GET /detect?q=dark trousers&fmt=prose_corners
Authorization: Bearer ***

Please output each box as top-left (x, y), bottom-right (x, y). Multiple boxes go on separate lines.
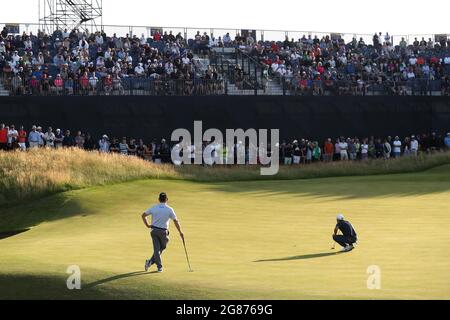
top-left (150, 228), bottom-right (169, 269)
top-left (333, 235), bottom-right (356, 248)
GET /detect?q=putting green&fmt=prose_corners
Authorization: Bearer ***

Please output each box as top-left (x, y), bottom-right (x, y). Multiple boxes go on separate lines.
top-left (1, 165), bottom-right (450, 300)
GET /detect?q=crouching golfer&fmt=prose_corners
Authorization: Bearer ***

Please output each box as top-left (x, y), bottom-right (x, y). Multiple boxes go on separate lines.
top-left (333, 214), bottom-right (357, 252)
top-left (141, 192), bottom-right (184, 273)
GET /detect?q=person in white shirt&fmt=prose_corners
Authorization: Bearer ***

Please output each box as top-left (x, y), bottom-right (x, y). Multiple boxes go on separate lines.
top-left (44, 127), bottom-right (56, 148)
top-left (98, 135), bottom-right (110, 153)
top-left (338, 138), bottom-right (349, 161)
top-left (134, 63), bottom-right (145, 76)
top-left (393, 136), bottom-right (402, 158)
top-left (7, 125), bottom-right (18, 148)
top-left (141, 193), bottom-right (184, 273)
top-left (95, 33), bottom-right (104, 46)
top-left (361, 140), bottom-right (369, 161)
top-left (223, 33), bottom-right (232, 45)
top-left (410, 136), bottom-right (419, 157)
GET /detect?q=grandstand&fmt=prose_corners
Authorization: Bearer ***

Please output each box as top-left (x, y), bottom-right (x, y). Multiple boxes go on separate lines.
top-left (1, 23), bottom-right (449, 97)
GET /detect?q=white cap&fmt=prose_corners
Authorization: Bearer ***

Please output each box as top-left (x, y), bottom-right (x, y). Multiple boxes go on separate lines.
top-left (337, 214), bottom-right (344, 221)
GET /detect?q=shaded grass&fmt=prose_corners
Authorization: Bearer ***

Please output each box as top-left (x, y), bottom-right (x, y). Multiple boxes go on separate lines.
top-left (1, 148), bottom-right (449, 207)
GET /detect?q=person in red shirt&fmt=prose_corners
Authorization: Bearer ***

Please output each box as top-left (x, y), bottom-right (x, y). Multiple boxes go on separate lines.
top-left (0, 123), bottom-right (8, 150)
top-left (18, 125), bottom-right (27, 151)
top-left (323, 138), bottom-right (334, 162)
top-left (153, 32), bottom-right (161, 42)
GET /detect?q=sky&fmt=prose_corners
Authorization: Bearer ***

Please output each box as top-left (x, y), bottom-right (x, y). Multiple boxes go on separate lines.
top-left (0, 0), bottom-right (449, 36)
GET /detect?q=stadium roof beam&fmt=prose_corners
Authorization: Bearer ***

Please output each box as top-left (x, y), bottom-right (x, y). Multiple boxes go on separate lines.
top-left (38, 0), bottom-right (103, 34)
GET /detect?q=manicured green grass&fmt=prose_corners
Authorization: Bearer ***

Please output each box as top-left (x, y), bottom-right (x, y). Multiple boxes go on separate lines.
top-left (1, 165), bottom-right (449, 299)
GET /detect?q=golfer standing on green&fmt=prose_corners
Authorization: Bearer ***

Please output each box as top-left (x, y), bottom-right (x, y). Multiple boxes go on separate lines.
top-left (141, 192), bottom-right (184, 273)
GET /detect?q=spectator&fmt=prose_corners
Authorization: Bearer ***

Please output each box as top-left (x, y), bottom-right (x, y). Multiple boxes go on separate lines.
top-left (393, 136), bottom-right (402, 158)
top-left (119, 137), bottom-right (129, 155)
top-left (84, 133), bottom-right (96, 150)
top-left (74, 131), bottom-right (85, 148)
top-left (28, 125), bottom-right (40, 149)
top-left (44, 127), bottom-right (55, 148)
top-left (323, 138), bottom-right (334, 162)
top-left (410, 135), bottom-right (419, 157)
top-left (18, 125), bottom-right (27, 151)
top-left (0, 123), bottom-right (8, 150)
top-left (445, 133), bottom-right (450, 150)
top-left (55, 129), bottom-right (64, 148)
top-left (339, 138), bottom-right (349, 161)
top-left (98, 135), bottom-right (110, 153)
top-left (63, 130), bottom-right (74, 147)
top-left (7, 124), bottom-right (18, 150)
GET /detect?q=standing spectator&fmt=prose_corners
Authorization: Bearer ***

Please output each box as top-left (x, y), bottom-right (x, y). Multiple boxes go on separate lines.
top-left (410, 135), bottom-right (419, 156)
top-left (383, 139), bottom-right (392, 159)
top-left (62, 130), bottom-right (74, 147)
top-left (119, 137), bottom-right (129, 155)
top-left (74, 131), bottom-right (85, 148)
top-left (7, 125), bottom-right (18, 150)
top-left (284, 142), bottom-right (293, 165)
top-left (54, 129), bottom-right (64, 148)
top-left (338, 138), bottom-right (349, 161)
top-left (18, 126), bottom-right (27, 151)
top-left (37, 127), bottom-right (45, 148)
top-left (98, 135), bottom-right (110, 153)
top-left (348, 139), bottom-right (357, 161)
top-left (361, 139), bottom-right (369, 161)
top-left (375, 139), bottom-right (384, 158)
top-left (323, 138), bottom-right (334, 162)
top-left (393, 136), bottom-right (402, 158)
top-left (293, 141), bottom-right (301, 165)
top-left (0, 124), bottom-right (9, 150)
top-left (83, 133), bottom-right (96, 150)
top-left (128, 139), bottom-right (137, 156)
top-left (444, 133), bottom-right (450, 150)
top-left (312, 142), bottom-right (321, 162)
top-left (44, 127), bottom-right (56, 148)
top-left (28, 125), bottom-right (41, 149)
top-left (334, 138), bottom-right (341, 161)
top-left (109, 138), bottom-right (120, 153)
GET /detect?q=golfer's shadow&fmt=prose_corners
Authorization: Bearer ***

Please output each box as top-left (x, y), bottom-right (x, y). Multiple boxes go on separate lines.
top-left (85, 270), bottom-right (158, 289)
top-left (254, 252), bottom-right (341, 263)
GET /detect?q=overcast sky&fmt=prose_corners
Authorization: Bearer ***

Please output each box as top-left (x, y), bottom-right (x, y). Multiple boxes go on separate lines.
top-left (1, 0), bottom-right (448, 36)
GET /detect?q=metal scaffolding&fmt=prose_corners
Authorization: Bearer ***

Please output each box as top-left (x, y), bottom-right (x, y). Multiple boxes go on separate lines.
top-left (38, 0), bottom-right (103, 34)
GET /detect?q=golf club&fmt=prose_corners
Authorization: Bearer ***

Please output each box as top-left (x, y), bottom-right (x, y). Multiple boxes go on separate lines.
top-left (182, 238), bottom-right (193, 272)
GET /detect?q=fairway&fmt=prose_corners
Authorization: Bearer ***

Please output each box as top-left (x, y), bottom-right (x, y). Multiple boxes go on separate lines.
top-left (1, 165), bottom-right (450, 300)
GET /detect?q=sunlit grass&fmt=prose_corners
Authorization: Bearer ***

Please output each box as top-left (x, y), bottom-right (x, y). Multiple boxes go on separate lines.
top-left (1, 148), bottom-right (449, 206)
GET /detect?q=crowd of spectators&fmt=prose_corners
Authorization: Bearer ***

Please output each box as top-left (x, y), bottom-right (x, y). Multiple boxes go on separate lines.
top-left (243, 33), bottom-right (450, 95)
top-left (0, 26), bottom-right (223, 96)
top-left (2, 25), bottom-right (450, 96)
top-left (2, 123), bottom-right (449, 165)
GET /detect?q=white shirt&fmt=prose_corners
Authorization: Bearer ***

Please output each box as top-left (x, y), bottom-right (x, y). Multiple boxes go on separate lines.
top-left (144, 203), bottom-right (178, 230)
top-left (338, 142), bottom-right (348, 152)
top-left (8, 129), bottom-right (18, 144)
top-left (393, 140), bottom-right (402, 153)
top-left (410, 139), bottom-right (419, 151)
top-left (361, 144), bottom-right (369, 154)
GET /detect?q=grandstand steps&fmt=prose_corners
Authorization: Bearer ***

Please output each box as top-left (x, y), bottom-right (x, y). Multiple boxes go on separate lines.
top-left (227, 81), bottom-right (287, 96)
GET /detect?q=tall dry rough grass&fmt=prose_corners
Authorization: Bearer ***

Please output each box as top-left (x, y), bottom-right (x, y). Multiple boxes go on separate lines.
top-left (0, 148), bottom-right (179, 206)
top-left (1, 148), bottom-right (449, 207)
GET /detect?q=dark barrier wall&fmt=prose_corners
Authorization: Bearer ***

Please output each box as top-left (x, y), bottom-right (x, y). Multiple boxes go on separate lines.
top-left (0, 96), bottom-right (449, 141)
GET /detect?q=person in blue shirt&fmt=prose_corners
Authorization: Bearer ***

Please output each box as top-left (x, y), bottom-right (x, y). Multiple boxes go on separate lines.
top-left (444, 133), bottom-right (450, 150)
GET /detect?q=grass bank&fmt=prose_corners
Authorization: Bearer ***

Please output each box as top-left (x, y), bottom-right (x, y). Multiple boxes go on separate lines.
top-left (1, 148), bottom-right (449, 207)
